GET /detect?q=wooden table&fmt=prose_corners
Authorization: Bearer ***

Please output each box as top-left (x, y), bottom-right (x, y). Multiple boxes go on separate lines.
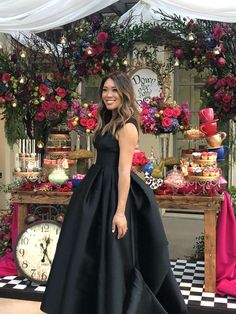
top-left (11, 190), bottom-right (223, 293)
top-left (156, 194), bottom-right (224, 293)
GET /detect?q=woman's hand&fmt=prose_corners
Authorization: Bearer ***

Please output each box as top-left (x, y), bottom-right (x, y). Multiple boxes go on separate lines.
top-left (112, 212), bottom-right (128, 240)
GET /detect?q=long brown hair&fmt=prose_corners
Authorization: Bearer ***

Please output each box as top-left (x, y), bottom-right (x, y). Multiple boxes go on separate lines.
top-left (93, 71), bottom-right (140, 138)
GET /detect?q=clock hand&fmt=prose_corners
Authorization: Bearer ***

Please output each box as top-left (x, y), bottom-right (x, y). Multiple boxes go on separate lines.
top-left (40, 237), bottom-right (52, 264)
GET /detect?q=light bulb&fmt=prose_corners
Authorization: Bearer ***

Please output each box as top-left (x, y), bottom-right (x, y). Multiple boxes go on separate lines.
top-left (19, 76), bottom-right (25, 84)
top-left (174, 58), bottom-right (180, 67)
top-left (60, 35), bottom-right (67, 45)
top-left (186, 33), bottom-right (195, 41)
top-left (40, 95), bottom-right (46, 101)
top-left (12, 100), bottom-right (17, 107)
top-left (20, 50), bottom-right (26, 58)
top-left (123, 59), bottom-right (128, 66)
top-left (213, 46), bottom-right (221, 55)
top-left (37, 140), bottom-right (44, 149)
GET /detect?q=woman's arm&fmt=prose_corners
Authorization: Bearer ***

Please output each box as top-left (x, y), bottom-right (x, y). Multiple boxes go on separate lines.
top-left (112, 123), bottom-right (138, 239)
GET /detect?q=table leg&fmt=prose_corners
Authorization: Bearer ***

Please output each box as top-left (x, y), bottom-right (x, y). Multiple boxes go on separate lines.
top-left (204, 208), bottom-right (217, 292)
top-left (17, 204), bottom-right (28, 235)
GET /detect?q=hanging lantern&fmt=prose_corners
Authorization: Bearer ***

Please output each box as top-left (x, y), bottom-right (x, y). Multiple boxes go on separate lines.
top-left (19, 76), bottom-right (25, 84)
top-left (37, 140), bottom-right (44, 149)
top-left (174, 58), bottom-right (180, 67)
top-left (213, 46), bottom-right (221, 55)
top-left (60, 35), bottom-right (67, 45)
top-left (12, 100), bottom-right (17, 107)
top-left (186, 32), bottom-right (195, 41)
top-left (20, 50), bottom-right (26, 58)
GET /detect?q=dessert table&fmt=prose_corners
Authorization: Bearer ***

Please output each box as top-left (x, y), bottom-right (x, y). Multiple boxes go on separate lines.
top-left (10, 190), bottom-right (224, 293)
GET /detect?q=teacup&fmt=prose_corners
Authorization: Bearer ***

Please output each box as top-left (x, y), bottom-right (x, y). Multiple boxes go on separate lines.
top-left (208, 145), bottom-right (229, 160)
top-left (198, 108), bottom-right (214, 123)
top-left (199, 121), bottom-right (218, 136)
top-left (206, 132), bottom-right (227, 148)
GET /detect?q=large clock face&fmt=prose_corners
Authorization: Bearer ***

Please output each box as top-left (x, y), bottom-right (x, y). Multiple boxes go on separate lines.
top-left (14, 220), bottom-right (61, 284)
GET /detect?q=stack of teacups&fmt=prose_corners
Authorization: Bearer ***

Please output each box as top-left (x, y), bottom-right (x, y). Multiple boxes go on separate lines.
top-left (198, 108), bottom-right (228, 160)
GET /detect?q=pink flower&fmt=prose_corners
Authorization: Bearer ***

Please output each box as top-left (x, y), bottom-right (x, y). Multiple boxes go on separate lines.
top-left (91, 109), bottom-right (97, 118)
top-left (172, 107), bottom-right (181, 118)
top-left (86, 118), bottom-right (96, 129)
top-left (111, 44), bottom-right (119, 55)
top-left (59, 100), bottom-right (68, 110)
top-left (55, 87), bottom-right (67, 98)
top-left (80, 118), bottom-right (88, 127)
top-left (207, 77), bottom-right (217, 85)
top-left (213, 25), bottom-right (224, 41)
top-left (222, 93), bottom-right (233, 104)
top-left (174, 49), bottom-right (184, 58)
top-left (163, 108), bottom-right (174, 117)
top-left (39, 84), bottom-right (49, 96)
top-left (96, 32), bottom-right (108, 43)
top-left (54, 102), bottom-right (64, 113)
top-left (162, 117), bottom-right (172, 127)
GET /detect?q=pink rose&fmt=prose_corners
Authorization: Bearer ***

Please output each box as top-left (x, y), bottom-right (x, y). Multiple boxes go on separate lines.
top-left (87, 118), bottom-right (96, 129)
top-left (91, 109), bottom-right (97, 118)
top-left (55, 87), bottom-right (67, 98)
top-left (96, 32), bottom-right (108, 43)
top-left (162, 117), bottom-right (172, 127)
top-left (39, 84), bottom-right (49, 96)
top-left (59, 100), bottom-right (68, 110)
top-left (54, 102), bottom-right (64, 113)
top-left (111, 44), bottom-right (119, 56)
top-left (207, 77), bottom-right (217, 85)
top-left (94, 45), bottom-right (105, 55)
top-left (174, 49), bottom-right (184, 58)
top-left (217, 57), bottom-right (226, 67)
top-left (163, 108), bottom-right (174, 117)
top-left (80, 118), bottom-right (88, 127)
top-left (172, 107), bottom-right (181, 118)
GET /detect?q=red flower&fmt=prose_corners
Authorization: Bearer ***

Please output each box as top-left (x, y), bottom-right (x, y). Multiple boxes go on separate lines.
top-left (5, 93), bottom-right (13, 101)
top-left (222, 93), bottom-right (233, 104)
top-left (111, 44), bottom-right (119, 55)
top-left (132, 152), bottom-right (148, 166)
top-left (175, 49), bottom-right (184, 58)
top-left (34, 111), bottom-right (46, 121)
top-left (194, 48), bottom-right (201, 57)
top-left (207, 77), bottom-right (217, 85)
top-left (39, 84), bottom-right (49, 96)
top-left (163, 108), bottom-right (174, 117)
top-left (87, 118), bottom-right (96, 129)
top-left (96, 32), bottom-right (108, 43)
top-left (54, 102), bottom-right (64, 113)
top-left (55, 87), bottom-right (67, 98)
top-left (162, 117), bottom-right (172, 127)
top-left (41, 101), bottom-right (53, 112)
top-left (60, 100), bottom-right (68, 110)
top-left (2, 73), bottom-right (10, 83)
top-left (217, 57), bottom-right (226, 67)
top-left (213, 25), bottom-right (224, 41)
top-left (94, 45), bottom-right (105, 55)
top-left (91, 109), bottom-right (97, 118)
top-left (172, 107), bottom-right (181, 118)
top-left (80, 118), bottom-right (88, 127)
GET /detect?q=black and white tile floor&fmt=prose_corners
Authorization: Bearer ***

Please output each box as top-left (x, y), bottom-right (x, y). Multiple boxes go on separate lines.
top-left (0, 259), bottom-right (236, 312)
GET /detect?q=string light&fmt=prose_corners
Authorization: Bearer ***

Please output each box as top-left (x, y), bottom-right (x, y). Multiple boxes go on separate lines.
top-left (123, 59), bottom-right (128, 66)
top-left (174, 58), bottom-right (180, 67)
top-left (40, 96), bottom-right (46, 101)
top-left (11, 100), bottom-right (17, 108)
top-left (37, 140), bottom-right (44, 149)
top-left (186, 32), bottom-right (195, 41)
top-left (20, 50), bottom-right (26, 58)
top-left (19, 76), bottom-right (25, 84)
top-left (86, 47), bottom-right (93, 56)
top-left (213, 46), bottom-right (221, 55)
top-left (60, 35), bottom-right (67, 45)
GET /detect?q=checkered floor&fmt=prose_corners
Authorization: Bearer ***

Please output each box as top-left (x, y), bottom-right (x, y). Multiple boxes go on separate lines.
top-left (1, 260), bottom-right (236, 311)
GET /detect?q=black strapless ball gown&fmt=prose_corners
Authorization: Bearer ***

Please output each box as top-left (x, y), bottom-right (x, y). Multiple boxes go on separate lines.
top-left (41, 119), bottom-right (187, 314)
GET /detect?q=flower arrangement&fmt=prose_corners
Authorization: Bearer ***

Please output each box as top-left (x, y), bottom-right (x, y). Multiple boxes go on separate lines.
top-left (67, 100), bottom-right (99, 134)
top-left (132, 151), bottom-right (149, 167)
top-left (140, 93), bottom-right (191, 135)
top-left (0, 210), bottom-right (12, 257)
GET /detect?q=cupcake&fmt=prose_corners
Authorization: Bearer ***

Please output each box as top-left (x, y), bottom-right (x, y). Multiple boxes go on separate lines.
top-left (208, 152), bottom-right (217, 161)
top-left (192, 152), bottom-right (201, 160)
top-left (201, 152), bottom-right (208, 160)
top-left (203, 169), bottom-right (210, 177)
top-left (195, 167), bottom-right (203, 176)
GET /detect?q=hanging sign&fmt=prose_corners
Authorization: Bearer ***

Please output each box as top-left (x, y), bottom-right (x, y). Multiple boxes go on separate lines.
top-left (130, 67), bottom-right (161, 104)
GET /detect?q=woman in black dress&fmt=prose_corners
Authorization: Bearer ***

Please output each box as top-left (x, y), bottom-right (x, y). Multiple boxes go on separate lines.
top-left (41, 71), bottom-right (187, 314)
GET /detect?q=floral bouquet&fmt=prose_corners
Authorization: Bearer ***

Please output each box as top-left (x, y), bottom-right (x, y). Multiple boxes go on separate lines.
top-left (131, 151), bottom-right (149, 173)
top-left (67, 100), bottom-right (99, 134)
top-left (140, 93), bottom-right (191, 135)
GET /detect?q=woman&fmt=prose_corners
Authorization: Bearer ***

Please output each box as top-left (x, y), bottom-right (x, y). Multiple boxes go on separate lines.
top-left (41, 71), bottom-right (187, 314)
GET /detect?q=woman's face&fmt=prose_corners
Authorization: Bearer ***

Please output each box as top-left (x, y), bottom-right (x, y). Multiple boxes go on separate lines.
top-left (102, 78), bottom-right (122, 112)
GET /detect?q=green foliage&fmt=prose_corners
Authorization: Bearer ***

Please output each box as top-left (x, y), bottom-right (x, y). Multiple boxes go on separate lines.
top-left (187, 232), bottom-right (204, 262)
